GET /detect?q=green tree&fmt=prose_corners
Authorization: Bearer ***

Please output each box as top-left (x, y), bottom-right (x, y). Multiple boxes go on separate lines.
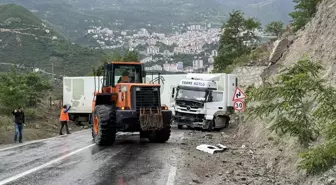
top-left (123, 50), bottom-right (139, 61)
top-left (0, 69), bottom-right (27, 111)
top-left (214, 10), bottom-right (261, 72)
top-left (25, 72), bottom-right (52, 106)
top-left (0, 68), bottom-right (51, 111)
top-left (89, 50), bottom-right (140, 76)
top-left (289, 0), bottom-right (319, 32)
top-left (265, 21), bottom-right (284, 37)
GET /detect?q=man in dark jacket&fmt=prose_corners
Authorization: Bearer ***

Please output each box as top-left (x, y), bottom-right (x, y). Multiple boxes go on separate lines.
top-left (12, 107), bottom-right (25, 143)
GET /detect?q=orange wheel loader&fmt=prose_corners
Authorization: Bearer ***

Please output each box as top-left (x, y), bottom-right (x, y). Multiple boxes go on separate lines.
top-left (90, 61), bottom-right (172, 145)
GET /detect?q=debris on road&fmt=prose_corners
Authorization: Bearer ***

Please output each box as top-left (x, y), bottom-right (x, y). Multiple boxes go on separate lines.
top-left (196, 144), bottom-right (228, 154)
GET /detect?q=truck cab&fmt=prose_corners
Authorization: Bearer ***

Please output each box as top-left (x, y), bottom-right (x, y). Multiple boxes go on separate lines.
top-left (173, 73), bottom-right (237, 130)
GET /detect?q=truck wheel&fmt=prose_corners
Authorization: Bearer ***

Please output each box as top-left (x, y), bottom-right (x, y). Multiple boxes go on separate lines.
top-left (213, 116), bottom-right (230, 131)
top-left (177, 125), bottom-right (183, 129)
top-left (148, 125), bottom-right (171, 143)
top-left (92, 104), bottom-right (117, 146)
top-left (223, 116), bottom-right (230, 128)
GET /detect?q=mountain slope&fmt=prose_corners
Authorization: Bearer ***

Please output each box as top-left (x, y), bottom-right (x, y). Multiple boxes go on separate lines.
top-left (0, 4), bottom-right (102, 76)
top-left (0, 0), bottom-right (294, 40)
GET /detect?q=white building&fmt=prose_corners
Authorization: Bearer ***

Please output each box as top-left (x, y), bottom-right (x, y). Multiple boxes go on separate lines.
top-left (193, 59), bottom-right (204, 69)
top-left (176, 62), bottom-right (183, 71)
top-left (163, 61), bottom-right (170, 71)
top-left (146, 46), bottom-right (160, 55)
top-left (211, 50), bottom-right (218, 57)
top-left (145, 64), bottom-right (163, 71)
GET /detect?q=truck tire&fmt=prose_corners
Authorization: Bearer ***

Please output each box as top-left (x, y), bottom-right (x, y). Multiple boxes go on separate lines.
top-left (177, 124), bottom-right (183, 129)
top-left (213, 116), bottom-right (230, 131)
top-left (223, 116), bottom-right (230, 128)
top-left (92, 104), bottom-right (117, 146)
top-left (148, 124), bottom-right (171, 143)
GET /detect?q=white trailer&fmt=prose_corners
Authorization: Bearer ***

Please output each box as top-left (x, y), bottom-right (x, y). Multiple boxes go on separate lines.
top-left (62, 74), bottom-right (186, 124)
top-left (172, 73), bottom-right (238, 130)
top-left (145, 74), bottom-right (186, 111)
top-left (63, 76), bottom-right (102, 124)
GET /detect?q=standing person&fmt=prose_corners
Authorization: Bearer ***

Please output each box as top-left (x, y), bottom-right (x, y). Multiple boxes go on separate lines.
top-left (12, 107), bottom-right (25, 143)
top-left (59, 105), bottom-right (71, 135)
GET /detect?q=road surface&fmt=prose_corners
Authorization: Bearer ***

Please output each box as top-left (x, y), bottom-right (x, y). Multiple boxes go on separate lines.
top-left (0, 128), bottom-right (187, 185)
top-left (0, 126), bottom-right (301, 185)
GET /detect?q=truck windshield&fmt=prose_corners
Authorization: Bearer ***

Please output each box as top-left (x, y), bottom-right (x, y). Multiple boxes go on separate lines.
top-left (176, 89), bottom-right (207, 101)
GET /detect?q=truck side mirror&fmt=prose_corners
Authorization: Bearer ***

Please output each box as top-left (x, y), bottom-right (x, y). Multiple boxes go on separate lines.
top-left (171, 88), bottom-right (175, 98)
top-left (208, 95), bottom-right (213, 102)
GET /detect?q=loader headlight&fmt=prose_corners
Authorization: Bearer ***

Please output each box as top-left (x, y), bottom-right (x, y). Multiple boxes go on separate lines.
top-left (136, 87), bottom-right (141, 91)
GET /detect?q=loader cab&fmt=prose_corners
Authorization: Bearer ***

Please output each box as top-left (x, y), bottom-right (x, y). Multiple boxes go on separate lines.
top-left (93, 62), bottom-right (146, 107)
top-left (102, 62), bottom-right (146, 88)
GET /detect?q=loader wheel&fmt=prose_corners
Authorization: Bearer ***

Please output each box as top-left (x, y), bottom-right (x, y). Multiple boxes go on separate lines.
top-left (92, 104), bottom-right (117, 146)
top-left (148, 124), bottom-right (171, 143)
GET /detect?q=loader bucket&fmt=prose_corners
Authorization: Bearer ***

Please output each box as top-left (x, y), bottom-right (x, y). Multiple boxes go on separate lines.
top-left (139, 107), bottom-right (164, 131)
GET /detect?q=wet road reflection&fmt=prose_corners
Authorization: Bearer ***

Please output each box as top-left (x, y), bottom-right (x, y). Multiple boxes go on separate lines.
top-left (0, 130), bottom-right (183, 185)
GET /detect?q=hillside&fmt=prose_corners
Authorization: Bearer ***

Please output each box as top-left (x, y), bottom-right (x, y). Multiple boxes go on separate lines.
top-left (229, 0), bottom-right (336, 184)
top-left (0, 0), bottom-right (293, 41)
top-left (0, 4), bottom-right (103, 76)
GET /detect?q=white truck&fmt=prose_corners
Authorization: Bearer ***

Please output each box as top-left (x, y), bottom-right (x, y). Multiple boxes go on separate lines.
top-left (172, 73), bottom-right (238, 130)
top-left (62, 74), bottom-right (186, 124)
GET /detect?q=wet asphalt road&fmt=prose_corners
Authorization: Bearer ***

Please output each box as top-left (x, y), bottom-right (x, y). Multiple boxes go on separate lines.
top-left (0, 129), bottom-right (185, 185)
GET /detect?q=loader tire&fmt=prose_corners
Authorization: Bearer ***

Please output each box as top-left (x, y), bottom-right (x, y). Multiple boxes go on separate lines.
top-left (148, 124), bottom-right (171, 143)
top-left (92, 104), bottom-right (116, 146)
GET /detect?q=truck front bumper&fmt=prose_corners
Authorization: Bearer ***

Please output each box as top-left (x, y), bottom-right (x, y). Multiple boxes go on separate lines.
top-left (173, 112), bottom-right (209, 129)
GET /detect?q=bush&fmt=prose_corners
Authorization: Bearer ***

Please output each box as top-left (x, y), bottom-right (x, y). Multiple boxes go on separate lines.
top-left (299, 139), bottom-right (336, 174)
top-left (24, 108), bottom-right (38, 121)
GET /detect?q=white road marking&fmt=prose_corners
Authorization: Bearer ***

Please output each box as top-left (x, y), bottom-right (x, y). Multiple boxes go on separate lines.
top-left (166, 166), bottom-right (177, 185)
top-left (0, 143), bottom-right (95, 185)
top-left (0, 130), bottom-right (89, 152)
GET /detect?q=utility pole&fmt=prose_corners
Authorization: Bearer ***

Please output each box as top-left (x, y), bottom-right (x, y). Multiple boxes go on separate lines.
top-left (50, 62), bottom-right (54, 107)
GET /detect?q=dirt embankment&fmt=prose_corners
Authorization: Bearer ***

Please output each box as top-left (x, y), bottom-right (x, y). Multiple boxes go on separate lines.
top-left (174, 119), bottom-right (335, 185)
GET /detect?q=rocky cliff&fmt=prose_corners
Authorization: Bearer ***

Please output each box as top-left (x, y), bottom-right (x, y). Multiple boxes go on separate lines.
top-left (232, 1), bottom-right (336, 184)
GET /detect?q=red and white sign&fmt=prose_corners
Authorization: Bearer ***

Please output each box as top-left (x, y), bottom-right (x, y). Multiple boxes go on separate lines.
top-left (233, 100), bottom-right (245, 111)
top-left (232, 87), bottom-right (247, 101)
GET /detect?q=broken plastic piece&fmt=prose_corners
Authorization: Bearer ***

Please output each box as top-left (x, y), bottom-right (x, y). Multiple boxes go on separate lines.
top-left (196, 144), bottom-right (228, 154)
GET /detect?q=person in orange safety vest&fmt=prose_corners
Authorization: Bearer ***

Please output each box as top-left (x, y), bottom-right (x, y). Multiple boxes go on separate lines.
top-left (59, 105), bottom-right (71, 135)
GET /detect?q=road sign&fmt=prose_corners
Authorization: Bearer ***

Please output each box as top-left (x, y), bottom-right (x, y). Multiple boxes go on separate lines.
top-left (232, 87), bottom-right (247, 101)
top-left (233, 100), bottom-right (245, 111)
